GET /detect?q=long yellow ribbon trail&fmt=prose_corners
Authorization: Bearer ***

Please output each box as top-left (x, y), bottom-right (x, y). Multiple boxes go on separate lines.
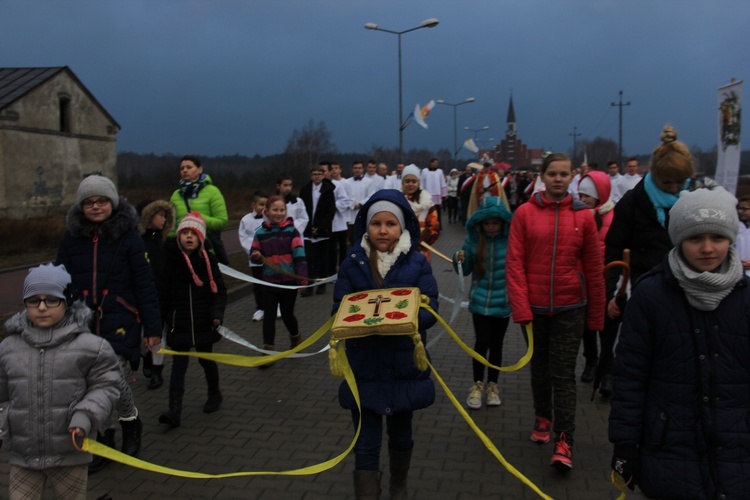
top-left (429, 353), bottom-right (552, 500)
top-left (82, 341), bottom-right (360, 478)
top-left (421, 303), bottom-right (533, 372)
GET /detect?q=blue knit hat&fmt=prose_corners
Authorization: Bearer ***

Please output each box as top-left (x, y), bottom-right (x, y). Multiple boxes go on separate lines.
top-left (23, 263), bottom-right (71, 300)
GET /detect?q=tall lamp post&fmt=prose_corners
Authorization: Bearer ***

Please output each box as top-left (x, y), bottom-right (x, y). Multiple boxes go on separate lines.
top-left (365, 18), bottom-right (440, 162)
top-left (436, 97), bottom-right (475, 169)
top-left (611, 90), bottom-right (631, 169)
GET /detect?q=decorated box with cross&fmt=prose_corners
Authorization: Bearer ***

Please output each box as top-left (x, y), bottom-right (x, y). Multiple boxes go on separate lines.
top-left (331, 288), bottom-right (422, 340)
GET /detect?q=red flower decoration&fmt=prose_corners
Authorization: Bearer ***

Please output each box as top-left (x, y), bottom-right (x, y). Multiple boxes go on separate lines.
top-left (391, 289), bottom-right (412, 296)
top-left (347, 293), bottom-right (368, 302)
top-left (385, 311), bottom-right (407, 320)
top-left (343, 314), bottom-right (365, 322)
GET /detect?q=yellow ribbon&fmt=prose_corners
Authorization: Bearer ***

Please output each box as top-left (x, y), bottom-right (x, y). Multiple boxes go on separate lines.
top-left (80, 300), bottom-right (551, 499)
top-left (421, 303), bottom-right (534, 372)
top-left (429, 358), bottom-right (552, 500)
top-left (158, 316), bottom-right (335, 367)
top-left (81, 340), bottom-right (360, 478)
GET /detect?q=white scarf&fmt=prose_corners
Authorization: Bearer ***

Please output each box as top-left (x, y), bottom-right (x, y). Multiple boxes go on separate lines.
top-left (668, 246), bottom-right (744, 311)
top-left (361, 231), bottom-right (412, 279)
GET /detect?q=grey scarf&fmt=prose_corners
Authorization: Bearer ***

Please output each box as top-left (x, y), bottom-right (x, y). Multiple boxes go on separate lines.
top-left (668, 246), bottom-right (743, 311)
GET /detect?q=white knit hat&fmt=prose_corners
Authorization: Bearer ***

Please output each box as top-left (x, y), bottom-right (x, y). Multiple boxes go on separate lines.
top-left (76, 175), bottom-right (119, 209)
top-left (668, 187), bottom-right (739, 244)
top-left (367, 201), bottom-right (405, 231)
top-left (401, 164), bottom-right (421, 181)
top-left (577, 176), bottom-right (599, 200)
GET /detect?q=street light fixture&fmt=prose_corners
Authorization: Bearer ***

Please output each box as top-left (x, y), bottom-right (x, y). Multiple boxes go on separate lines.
top-left (365, 18), bottom-right (440, 162)
top-left (436, 97), bottom-right (475, 169)
top-left (465, 126), bottom-right (491, 159)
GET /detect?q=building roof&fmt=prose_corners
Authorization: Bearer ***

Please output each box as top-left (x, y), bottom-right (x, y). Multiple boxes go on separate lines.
top-left (0, 66), bottom-right (120, 129)
top-left (506, 93), bottom-right (516, 124)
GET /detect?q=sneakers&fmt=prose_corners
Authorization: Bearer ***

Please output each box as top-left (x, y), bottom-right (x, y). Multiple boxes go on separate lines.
top-left (252, 309), bottom-right (264, 322)
top-left (485, 382), bottom-right (501, 407)
top-left (550, 432), bottom-right (573, 470)
top-left (466, 381), bottom-right (483, 409)
top-left (531, 416), bottom-right (552, 444)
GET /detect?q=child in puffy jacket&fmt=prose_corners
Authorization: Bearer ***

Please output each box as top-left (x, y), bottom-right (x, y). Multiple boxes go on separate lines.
top-left (0, 264), bottom-right (121, 499)
top-left (453, 196), bottom-right (513, 410)
top-left (332, 189), bottom-right (439, 499)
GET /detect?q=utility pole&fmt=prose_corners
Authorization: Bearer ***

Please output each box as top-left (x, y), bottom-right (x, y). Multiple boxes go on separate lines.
top-left (569, 126), bottom-right (581, 163)
top-left (611, 90), bottom-right (631, 168)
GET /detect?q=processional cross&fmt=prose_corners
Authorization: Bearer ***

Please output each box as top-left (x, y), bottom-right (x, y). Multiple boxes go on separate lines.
top-left (368, 294), bottom-right (391, 316)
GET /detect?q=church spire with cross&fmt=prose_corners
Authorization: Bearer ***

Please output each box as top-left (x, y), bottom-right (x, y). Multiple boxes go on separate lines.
top-left (506, 91), bottom-right (516, 137)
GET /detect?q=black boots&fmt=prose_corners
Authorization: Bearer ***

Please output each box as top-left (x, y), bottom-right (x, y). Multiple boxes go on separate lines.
top-left (581, 363), bottom-right (596, 383)
top-left (120, 417), bottom-right (142, 457)
top-left (388, 447), bottom-right (412, 499)
top-left (88, 428), bottom-right (116, 474)
top-left (353, 470), bottom-right (381, 500)
top-left (159, 388), bottom-right (184, 428)
top-left (148, 364), bottom-right (163, 390)
top-left (203, 389), bottom-right (223, 413)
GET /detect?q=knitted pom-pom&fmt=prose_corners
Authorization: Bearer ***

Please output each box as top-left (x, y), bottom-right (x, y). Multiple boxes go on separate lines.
top-left (412, 333), bottom-right (428, 371)
top-left (329, 339), bottom-right (342, 377)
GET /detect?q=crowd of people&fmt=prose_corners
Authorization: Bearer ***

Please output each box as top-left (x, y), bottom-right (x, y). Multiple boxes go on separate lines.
top-left (2, 123), bottom-right (750, 499)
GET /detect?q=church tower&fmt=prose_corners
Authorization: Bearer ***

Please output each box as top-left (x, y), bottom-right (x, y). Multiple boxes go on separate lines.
top-left (505, 93), bottom-right (517, 165)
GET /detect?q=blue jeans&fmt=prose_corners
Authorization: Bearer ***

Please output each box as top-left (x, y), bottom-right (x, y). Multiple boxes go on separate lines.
top-left (350, 408), bottom-right (413, 471)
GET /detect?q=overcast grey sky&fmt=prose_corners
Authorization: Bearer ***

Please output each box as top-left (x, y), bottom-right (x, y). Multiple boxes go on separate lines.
top-left (2, 0), bottom-right (747, 159)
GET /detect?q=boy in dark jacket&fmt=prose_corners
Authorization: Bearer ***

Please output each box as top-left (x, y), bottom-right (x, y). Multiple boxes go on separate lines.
top-left (158, 212), bottom-right (227, 428)
top-left (56, 175), bottom-right (161, 471)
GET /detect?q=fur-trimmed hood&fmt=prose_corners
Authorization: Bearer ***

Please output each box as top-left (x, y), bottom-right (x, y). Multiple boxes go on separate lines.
top-left (65, 196), bottom-right (139, 243)
top-left (3, 301), bottom-right (92, 348)
top-left (137, 199), bottom-right (176, 238)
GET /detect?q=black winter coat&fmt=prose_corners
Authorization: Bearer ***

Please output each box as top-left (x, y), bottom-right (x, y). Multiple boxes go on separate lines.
top-left (610, 258), bottom-right (750, 499)
top-left (299, 179), bottom-right (336, 239)
top-left (157, 239), bottom-right (227, 350)
top-left (56, 198), bottom-right (162, 369)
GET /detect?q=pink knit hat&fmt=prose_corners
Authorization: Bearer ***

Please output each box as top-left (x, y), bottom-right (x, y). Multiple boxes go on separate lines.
top-left (176, 212), bottom-right (217, 293)
top-left (177, 212), bottom-right (207, 245)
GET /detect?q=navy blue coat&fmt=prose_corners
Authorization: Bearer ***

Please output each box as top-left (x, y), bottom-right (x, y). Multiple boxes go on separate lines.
top-left (56, 198), bottom-right (162, 369)
top-left (333, 189), bottom-right (439, 416)
top-left (609, 258), bottom-right (750, 499)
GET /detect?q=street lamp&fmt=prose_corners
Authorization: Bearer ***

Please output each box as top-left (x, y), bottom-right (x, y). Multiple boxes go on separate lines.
top-left (465, 126), bottom-right (491, 159)
top-left (365, 18), bottom-right (440, 162)
top-left (436, 97), bottom-right (475, 169)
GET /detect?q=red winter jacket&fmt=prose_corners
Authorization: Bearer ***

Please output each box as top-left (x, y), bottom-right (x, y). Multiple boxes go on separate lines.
top-left (506, 192), bottom-right (605, 330)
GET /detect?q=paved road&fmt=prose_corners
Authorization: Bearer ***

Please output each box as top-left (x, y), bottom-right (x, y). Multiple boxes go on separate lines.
top-left (0, 221), bottom-right (638, 499)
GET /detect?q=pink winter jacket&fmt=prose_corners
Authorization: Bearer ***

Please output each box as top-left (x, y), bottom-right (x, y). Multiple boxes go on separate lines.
top-left (506, 192), bottom-right (605, 330)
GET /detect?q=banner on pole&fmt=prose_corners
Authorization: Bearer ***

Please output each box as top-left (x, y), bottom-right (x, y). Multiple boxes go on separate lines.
top-left (715, 80), bottom-right (742, 195)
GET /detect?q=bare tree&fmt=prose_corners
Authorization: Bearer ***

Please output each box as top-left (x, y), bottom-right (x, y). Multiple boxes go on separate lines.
top-left (283, 119), bottom-right (337, 181)
top-left (580, 137), bottom-right (619, 169)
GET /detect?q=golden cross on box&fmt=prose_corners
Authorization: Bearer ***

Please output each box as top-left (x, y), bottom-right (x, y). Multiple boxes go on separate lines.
top-left (367, 294), bottom-right (392, 316)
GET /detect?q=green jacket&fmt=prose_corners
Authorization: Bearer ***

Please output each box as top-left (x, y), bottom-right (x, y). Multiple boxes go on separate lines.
top-left (170, 174), bottom-right (228, 235)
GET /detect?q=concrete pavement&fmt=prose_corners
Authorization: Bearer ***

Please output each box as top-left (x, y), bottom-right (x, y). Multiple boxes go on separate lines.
top-left (0, 217), bottom-right (635, 499)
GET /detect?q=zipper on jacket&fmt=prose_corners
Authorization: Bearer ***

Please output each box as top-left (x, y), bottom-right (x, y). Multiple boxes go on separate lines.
top-left (549, 203), bottom-right (560, 312)
top-left (91, 230), bottom-right (99, 305)
top-left (484, 239), bottom-right (494, 313)
top-left (38, 348), bottom-right (45, 460)
top-left (189, 285), bottom-right (195, 346)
